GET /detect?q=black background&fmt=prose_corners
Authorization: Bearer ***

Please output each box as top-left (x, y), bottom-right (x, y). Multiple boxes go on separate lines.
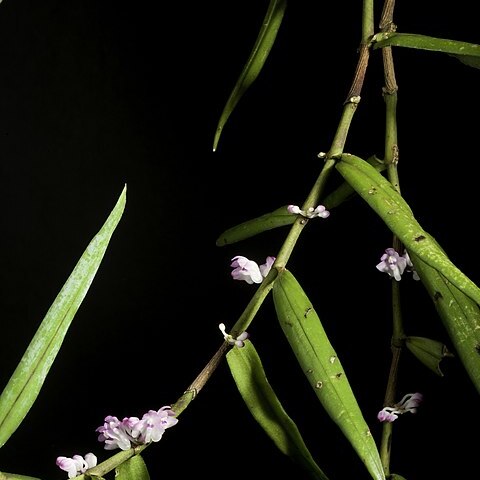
top-left (0, 1), bottom-right (479, 479)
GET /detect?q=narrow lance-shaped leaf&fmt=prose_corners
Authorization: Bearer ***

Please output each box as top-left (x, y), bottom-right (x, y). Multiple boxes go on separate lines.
top-left (322, 155), bottom-right (386, 210)
top-left (227, 340), bottom-right (330, 480)
top-left (373, 33), bottom-right (480, 70)
top-left (335, 154), bottom-right (480, 306)
top-left (212, 0), bottom-right (287, 151)
top-left (273, 269), bottom-right (385, 480)
top-left (0, 473), bottom-right (42, 480)
top-left (455, 55), bottom-right (480, 70)
top-left (0, 185), bottom-right (127, 448)
top-left (115, 455), bottom-right (150, 480)
top-left (216, 155), bottom-right (386, 246)
top-left (216, 205), bottom-right (295, 246)
top-left (409, 251), bottom-right (480, 394)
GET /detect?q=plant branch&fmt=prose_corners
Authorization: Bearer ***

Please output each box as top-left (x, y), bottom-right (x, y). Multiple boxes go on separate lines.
top-left (378, 0), bottom-right (410, 475)
top-left (80, 5), bottom-right (378, 478)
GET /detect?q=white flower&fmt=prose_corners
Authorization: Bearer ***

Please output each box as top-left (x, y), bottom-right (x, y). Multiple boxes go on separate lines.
top-left (287, 205), bottom-right (302, 215)
top-left (376, 248), bottom-right (408, 281)
top-left (96, 408), bottom-right (178, 451)
top-left (219, 323), bottom-right (249, 347)
top-left (96, 415), bottom-right (134, 450)
top-left (376, 248), bottom-right (421, 281)
top-left (377, 392), bottom-right (424, 423)
top-left (131, 407), bottom-right (179, 444)
top-left (230, 255), bottom-right (275, 284)
top-left (56, 453), bottom-right (97, 478)
top-left (288, 204), bottom-right (330, 219)
top-left (259, 255), bottom-right (276, 278)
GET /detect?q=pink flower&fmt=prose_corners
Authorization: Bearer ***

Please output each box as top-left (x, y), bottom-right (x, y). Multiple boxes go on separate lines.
top-left (376, 248), bottom-right (408, 281)
top-left (377, 248), bottom-right (421, 281)
top-left (230, 255), bottom-right (275, 284)
top-left (287, 204), bottom-right (330, 219)
top-left (56, 453), bottom-right (97, 478)
top-left (96, 407), bottom-right (178, 450)
top-left (96, 415), bottom-right (136, 450)
top-left (131, 407), bottom-right (179, 444)
top-left (260, 256), bottom-right (276, 278)
top-left (377, 392), bottom-right (424, 423)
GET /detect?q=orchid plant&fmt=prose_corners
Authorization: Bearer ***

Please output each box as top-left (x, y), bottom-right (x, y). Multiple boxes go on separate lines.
top-left (1, 1), bottom-right (479, 480)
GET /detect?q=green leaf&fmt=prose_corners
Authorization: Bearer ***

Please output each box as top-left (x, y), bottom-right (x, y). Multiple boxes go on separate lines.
top-left (0, 185), bottom-right (127, 448)
top-left (212, 0), bottom-right (287, 151)
top-left (389, 475), bottom-right (407, 480)
top-left (373, 33), bottom-right (480, 69)
top-left (335, 154), bottom-right (480, 306)
top-left (115, 455), bottom-right (150, 480)
top-left (273, 269), bottom-right (385, 480)
top-left (216, 205), bottom-right (295, 246)
top-left (409, 251), bottom-right (480, 394)
top-left (0, 473), bottom-right (42, 480)
top-left (215, 156), bottom-right (385, 246)
top-left (454, 55), bottom-right (480, 69)
top-left (405, 336), bottom-right (454, 376)
top-left (323, 155), bottom-right (385, 211)
top-left (227, 340), bottom-right (330, 480)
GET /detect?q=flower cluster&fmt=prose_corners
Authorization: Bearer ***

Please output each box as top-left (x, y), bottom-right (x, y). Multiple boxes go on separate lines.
top-left (219, 322), bottom-right (249, 347)
top-left (230, 255), bottom-right (275, 284)
top-left (376, 248), bottom-right (420, 281)
top-left (56, 453), bottom-right (97, 479)
top-left (377, 392), bottom-right (423, 422)
top-left (287, 204), bottom-right (330, 219)
top-left (96, 406), bottom-right (178, 451)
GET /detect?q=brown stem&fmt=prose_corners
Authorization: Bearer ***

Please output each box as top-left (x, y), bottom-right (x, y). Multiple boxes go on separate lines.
top-left (379, 0), bottom-right (396, 30)
top-left (171, 341), bottom-right (230, 416)
top-left (382, 47), bottom-right (398, 94)
top-left (380, 0), bottom-right (398, 94)
top-left (380, 345), bottom-right (402, 476)
top-left (345, 44), bottom-right (370, 101)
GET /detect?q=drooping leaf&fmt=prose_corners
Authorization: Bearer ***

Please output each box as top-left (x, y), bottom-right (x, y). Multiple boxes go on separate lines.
top-left (227, 340), bottom-right (330, 480)
top-left (409, 251), bottom-right (480, 394)
top-left (213, 0), bottom-right (287, 151)
top-left (273, 269), bottom-right (385, 480)
top-left (115, 455), bottom-right (150, 480)
top-left (373, 33), bottom-right (480, 69)
top-left (405, 336), bottom-right (454, 376)
top-left (454, 55), bottom-right (480, 69)
top-left (335, 154), bottom-right (480, 306)
top-left (0, 185), bottom-right (127, 448)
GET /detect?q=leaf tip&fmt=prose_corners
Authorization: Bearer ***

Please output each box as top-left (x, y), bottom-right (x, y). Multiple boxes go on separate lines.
top-left (213, 127), bottom-right (222, 152)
